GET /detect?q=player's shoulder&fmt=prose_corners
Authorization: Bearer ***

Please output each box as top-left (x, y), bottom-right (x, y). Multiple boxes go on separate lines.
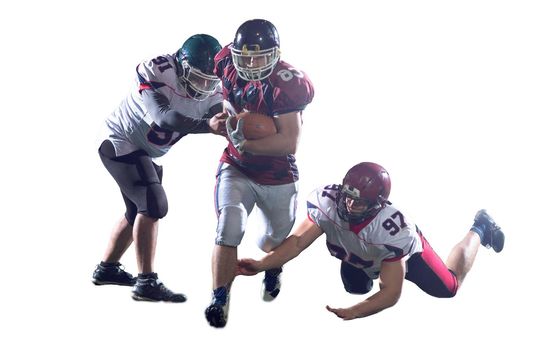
top-left (269, 60), bottom-right (312, 87)
top-left (268, 60), bottom-right (314, 113)
top-left (373, 203), bottom-right (416, 234)
top-left (138, 53), bottom-right (177, 80)
top-left (214, 44), bottom-right (232, 63)
top-left (307, 184), bottom-right (339, 208)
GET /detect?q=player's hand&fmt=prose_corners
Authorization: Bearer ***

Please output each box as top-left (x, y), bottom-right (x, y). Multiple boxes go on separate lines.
top-left (237, 258), bottom-right (262, 276)
top-left (325, 305), bottom-right (360, 321)
top-left (226, 116), bottom-right (246, 154)
top-left (208, 112), bottom-right (228, 136)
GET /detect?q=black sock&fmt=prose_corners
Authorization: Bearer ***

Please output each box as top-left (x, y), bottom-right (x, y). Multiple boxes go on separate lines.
top-left (138, 272), bottom-right (158, 280)
top-left (100, 261), bottom-right (120, 268)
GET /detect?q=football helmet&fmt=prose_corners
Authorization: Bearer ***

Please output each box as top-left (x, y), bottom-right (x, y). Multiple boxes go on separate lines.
top-left (336, 162), bottom-right (391, 223)
top-left (176, 34), bottom-right (222, 100)
top-left (231, 19), bottom-right (280, 81)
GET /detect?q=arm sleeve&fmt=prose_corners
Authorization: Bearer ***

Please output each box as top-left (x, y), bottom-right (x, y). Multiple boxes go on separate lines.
top-left (141, 89), bottom-right (210, 134)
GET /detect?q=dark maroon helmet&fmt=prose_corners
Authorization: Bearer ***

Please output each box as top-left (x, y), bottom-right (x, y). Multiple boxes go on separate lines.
top-left (231, 19), bottom-right (280, 81)
top-left (337, 162), bottom-right (391, 222)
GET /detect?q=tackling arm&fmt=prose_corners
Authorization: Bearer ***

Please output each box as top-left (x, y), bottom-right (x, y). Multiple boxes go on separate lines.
top-left (238, 218), bottom-right (323, 275)
top-left (142, 89), bottom-right (210, 133)
top-left (326, 259), bottom-right (405, 320)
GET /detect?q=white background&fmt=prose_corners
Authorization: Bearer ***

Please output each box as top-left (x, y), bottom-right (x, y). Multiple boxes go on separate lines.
top-left (1, 0), bottom-right (535, 349)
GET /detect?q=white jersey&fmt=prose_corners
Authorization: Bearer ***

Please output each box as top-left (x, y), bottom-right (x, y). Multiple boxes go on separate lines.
top-left (101, 54), bottom-right (223, 158)
top-left (307, 185), bottom-right (423, 279)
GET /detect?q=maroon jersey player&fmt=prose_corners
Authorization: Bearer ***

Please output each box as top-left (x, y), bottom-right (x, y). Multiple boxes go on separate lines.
top-left (205, 19), bottom-right (314, 328)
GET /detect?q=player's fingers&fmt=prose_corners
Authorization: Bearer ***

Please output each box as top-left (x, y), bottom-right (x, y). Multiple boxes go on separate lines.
top-left (326, 305), bottom-right (345, 319)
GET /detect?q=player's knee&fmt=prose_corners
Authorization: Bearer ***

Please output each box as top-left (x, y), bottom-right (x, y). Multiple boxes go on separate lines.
top-left (257, 234), bottom-right (285, 253)
top-left (257, 219), bottom-right (294, 252)
top-left (344, 279), bottom-right (373, 295)
top-left (215, 205), bottom-right (247, 247)
top-left (341, 262), bottom-right (373, 295)
top-left (125, 210), bottom-right (137, 226)
top-left (437, 285), bottom-right (458, 298)
top-left (145, 183), bottom-right (168, 219)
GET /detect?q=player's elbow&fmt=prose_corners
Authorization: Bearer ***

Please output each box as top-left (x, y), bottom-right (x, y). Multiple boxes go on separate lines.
top-left (385, 289), bottom-right (402, 308)
top-left (282, 138), bottom-right (299, 155)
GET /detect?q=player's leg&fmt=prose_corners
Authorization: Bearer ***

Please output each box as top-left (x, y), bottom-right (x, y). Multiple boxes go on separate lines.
top-left (128, 159), bottom-right (184, 302)
top-left (446, 209), bottom-right (505, 285)
top-left (98, 140), bottom-right (184, 302)
top-left (340, 261), bottom-right (373, 294)
top-left (405, 232), bottom-right (459, 298)
top-left (93, 141), bottom-right (137, 286)
top-left (206, 164), bottom-right (256, 327)
top-left (100, 193), bottom-right (136, 264)
top-left (255, 181), bottom-right (298, 301)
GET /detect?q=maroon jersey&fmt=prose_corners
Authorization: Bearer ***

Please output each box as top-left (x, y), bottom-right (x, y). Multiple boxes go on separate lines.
top-left (214, 44), bottom-right (315, 185)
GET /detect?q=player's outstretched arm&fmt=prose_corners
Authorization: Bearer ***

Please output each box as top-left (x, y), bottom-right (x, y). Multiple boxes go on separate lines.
top-left (237, 218), bottom-right (323, 275)
top-left (326, 259), bottom-right (405, 320)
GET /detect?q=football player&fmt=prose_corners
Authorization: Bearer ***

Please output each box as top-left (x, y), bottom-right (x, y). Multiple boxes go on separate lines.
top-left (205, 19), bottom-right (315, 327)
top-left (93, 34), bottom-right (227, 302)
top-left (237, 162), bottom-right (505, 320)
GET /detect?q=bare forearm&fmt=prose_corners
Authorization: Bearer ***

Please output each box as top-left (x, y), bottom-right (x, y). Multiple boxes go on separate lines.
top-left (258, 235), bottom-right (304, 270)
top-left (243, 133), bottom-right (299, 156)
top-left (350, 289), bottom-right (400, 318)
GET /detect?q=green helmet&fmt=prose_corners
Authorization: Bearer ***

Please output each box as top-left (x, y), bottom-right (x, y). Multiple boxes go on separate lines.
top-left (176, 34), bottom-right (222, 101)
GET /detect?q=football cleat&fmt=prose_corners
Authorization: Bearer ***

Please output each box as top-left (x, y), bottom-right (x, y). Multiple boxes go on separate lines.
top-left (92, 262), bottom-right (137, 286)
top-left (205, 286), bottom-right (230, 328)
top-left (262, 267), bottom-right (282, 302)
top-left (131, 274), bottom-right (186, 302)
top-left (472, 209), bottom-right (505, 253)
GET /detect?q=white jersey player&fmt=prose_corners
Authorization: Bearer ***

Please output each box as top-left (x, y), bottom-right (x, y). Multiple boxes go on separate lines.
top-left (103, 52), bottom-right (224, 158)
top-left (308, 184), bottom-right (423, 280)
top-left (93, 34), bottom-right (228, 303)
top-left (238, 162), bottom-right (505, 320)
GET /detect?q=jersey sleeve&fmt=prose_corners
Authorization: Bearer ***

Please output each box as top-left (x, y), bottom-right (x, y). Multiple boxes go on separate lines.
top-left (306, 189), bottom-right (324, 227)
top-left (214, 44), bottom-right (232, 79)
top-left (271, 65), bottom-right (315, 115)
top-left (379, 211), bottom-right (420, 262)
top-left (306, 185), bottom-right (337, 228)
top-left (136, 56), bottom-right (172, 93)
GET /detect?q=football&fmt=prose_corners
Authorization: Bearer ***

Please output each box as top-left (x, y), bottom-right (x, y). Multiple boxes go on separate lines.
top-left (229, 111), bottom-right (277, 140)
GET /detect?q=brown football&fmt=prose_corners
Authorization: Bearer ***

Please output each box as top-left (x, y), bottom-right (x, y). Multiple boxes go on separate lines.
top-left (229, 111), bottom-right (277, 140)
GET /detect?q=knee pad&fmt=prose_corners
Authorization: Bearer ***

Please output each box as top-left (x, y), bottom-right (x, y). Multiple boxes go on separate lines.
top-left (145, 183), bottom-right (168, 219)
top-left (216, 205), bottom-right (247, 247)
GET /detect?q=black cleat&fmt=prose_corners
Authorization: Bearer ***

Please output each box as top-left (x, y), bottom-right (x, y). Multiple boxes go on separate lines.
top-left (472, 209), bottom-right (505, 253)
top-left (131, 274), bottom-right (186, 302)
top-left (92, 262), bottom-right (136, 286)
top-left (262, 267), bottom-right (282, 302)
top-left (205, 287), bottom-right (229, 328)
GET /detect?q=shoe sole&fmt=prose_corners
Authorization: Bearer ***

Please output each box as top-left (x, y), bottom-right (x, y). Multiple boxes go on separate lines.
top-left (205, 305), bottom-right (227, 328)
top-left (492, 230), bottom-right (505, 253)
top-left (131, 293), bottom-right (187, 303)
top-left (131, 294), bottom-right (160, 302)
top-left (262, 280), bottom-right (281, 302)
top-left (92, 279), bottom-right (135, 286)
top-left (475, 210), bottom-right (505, 253)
